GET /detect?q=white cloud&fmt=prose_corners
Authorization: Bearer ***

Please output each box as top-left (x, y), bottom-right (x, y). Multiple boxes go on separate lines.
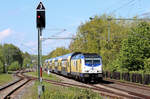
top-left (0, 28), bottom-right (12, 41)
top-left (23, 41), bottom-right (38, 53)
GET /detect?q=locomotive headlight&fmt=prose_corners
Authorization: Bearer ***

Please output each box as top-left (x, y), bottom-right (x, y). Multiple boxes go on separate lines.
top-left (97, 70), bottom-right (101, 73)
top-left (84, 74), bottom-right (89, 77)
top-left (85, 70), bottom-right (89, 72)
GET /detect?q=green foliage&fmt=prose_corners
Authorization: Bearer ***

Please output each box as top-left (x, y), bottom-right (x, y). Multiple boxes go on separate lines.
top-left (0, 45), bottom-right (4, 72)
top-left (144, 58), bottom-right (150, 73)
top-left (23, 58), bottom-right (31, 68)
top-left (44, 47), bottom-right (70, 60)
top-left (0, 74), bottom-right (13, 85)
top-left (114, 22), bottom-right (150, 72)
top-left (44, 14), bottom-right (150, 73)
top-left (8, 61), bottom-right (19, 71)
top-left (70, 15), bottom-right (107, 53)
top-left (69, 15), bottom-right (130, 71)
top-left (27, 72), bottom-right (61, 82)
top-left (0, 60), bottom-right (3, 73)
top-left (25, 72), bottom-right (101, 99)
top-left (3, 44), bottom-right (23, 65)
top-left (0, 43), bottom-right (32, 73)
top-left (2, 44), bottom-right (23, 71)
top-left (22, 52), bottom-right (33, 68)
top-left (22, 81), bottom-right (101, 99)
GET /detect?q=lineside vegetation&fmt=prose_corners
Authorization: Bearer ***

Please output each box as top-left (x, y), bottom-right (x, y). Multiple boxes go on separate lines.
top-left (0, 44), bottom-right (35, 73)
top-left (27, 72), bottom-right (61, 82)
top-left (44, 15), bottom-right (150, 74)
top-left (22, 81), bottom-right (102, 99)
top-left (0, 74), bottom-right (13, 86)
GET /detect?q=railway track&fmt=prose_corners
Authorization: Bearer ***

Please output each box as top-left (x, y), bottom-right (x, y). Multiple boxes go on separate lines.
top-left (104, 78), bottom-right (150, 91)
top-left (93, 83), bottom-right (150, 99)
top-left (23, 72), bottom-right (150, 99)
top-left (43, 73), bottom-right (150, 99)
top-left (98, 79), bottom-right (150, 99)
top-left (25, 73), bottom-right (122, 99)
top-left (43, 79), bottom-right (135, 99)
top-left (0, 71), bottom-right (33, 99)
top-left (24, 73), bottom-right (138, 98)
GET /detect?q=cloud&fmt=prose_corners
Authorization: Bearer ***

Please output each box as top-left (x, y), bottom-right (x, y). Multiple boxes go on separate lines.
top-left (0, 28), bottom-right (12, 41)
top-left (23, 41), bottom-right (38, 53)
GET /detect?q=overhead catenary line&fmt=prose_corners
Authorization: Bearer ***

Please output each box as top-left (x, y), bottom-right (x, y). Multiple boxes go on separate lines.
top-left (107, 17), bottom-right (150, 41)
top-left (110, 0), bottom-right (136, 14)
top-left (42, 37), bottom-right (76, 41)
top-left (107, 18), bottom-right (150, 21)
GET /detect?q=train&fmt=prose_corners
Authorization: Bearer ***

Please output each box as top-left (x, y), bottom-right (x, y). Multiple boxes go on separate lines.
top-left (44, 52), bottom-right (103, 82)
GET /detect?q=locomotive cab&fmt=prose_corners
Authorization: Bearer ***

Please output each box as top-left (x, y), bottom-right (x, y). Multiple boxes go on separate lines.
top-left (81, 53), bottom-right (103, 82)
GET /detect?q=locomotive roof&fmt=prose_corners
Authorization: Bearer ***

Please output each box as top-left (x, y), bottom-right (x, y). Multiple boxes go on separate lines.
top-left (72, 53), bottom-right (101, 59)
top-left (45, 52), bottom-right (101, 62)
top-left (60, 52), bottom-right (81, 60)
top-left (46, 52), bottom-right (81, 61)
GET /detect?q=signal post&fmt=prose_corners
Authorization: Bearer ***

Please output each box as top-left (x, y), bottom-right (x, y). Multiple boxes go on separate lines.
top-left (36, 2), bottom-right (46, 98)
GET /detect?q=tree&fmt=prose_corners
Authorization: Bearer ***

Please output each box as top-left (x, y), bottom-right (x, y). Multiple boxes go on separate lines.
top-left (2, 44), bottom-right (23, 72)
top-left (69, 14), bottom-right (130, 70)
top-left (8, 61), bottom-right (19, 71)
top-left (117, 22), bottom-right (150, 71)
top-left (44, 47), bottom-right (70, 60)
top-left (0, 45), bottom-right (4, 72)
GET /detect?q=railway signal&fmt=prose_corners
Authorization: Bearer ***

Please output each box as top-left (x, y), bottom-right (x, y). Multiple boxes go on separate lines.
top-left (36, 2), bottom-right (46, 98)
top-left (36, 2), bottom-right (45, 28)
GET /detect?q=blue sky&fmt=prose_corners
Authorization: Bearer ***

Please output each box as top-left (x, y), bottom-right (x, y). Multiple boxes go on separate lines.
top-left (0, 0), bottom-right (150, 55)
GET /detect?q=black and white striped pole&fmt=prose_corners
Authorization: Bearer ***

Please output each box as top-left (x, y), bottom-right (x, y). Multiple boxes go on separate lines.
top-left (36, 2), bottom-right (45, 98)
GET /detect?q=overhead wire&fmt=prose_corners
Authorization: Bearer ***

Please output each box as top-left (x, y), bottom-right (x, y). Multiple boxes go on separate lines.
top-left (126, 0), bottom-right (137, 17)
top-left (110, 0), bottom-right (136, 14)
top-left (103, 0), bottom-right (123, 13)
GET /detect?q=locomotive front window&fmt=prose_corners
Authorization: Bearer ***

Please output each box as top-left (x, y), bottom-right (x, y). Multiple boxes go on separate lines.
top-left (93, 60), bottom-right (100, 64)
top-left (85, 60), bottom-right (92, 65)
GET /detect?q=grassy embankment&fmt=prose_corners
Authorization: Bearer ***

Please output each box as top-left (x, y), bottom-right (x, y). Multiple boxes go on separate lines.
top-left (23, 72), bottom-right (102, 99)
top-left (27, 71), bottom-right (61, 82)
top-left (0, 73), bottom-right (13, 86)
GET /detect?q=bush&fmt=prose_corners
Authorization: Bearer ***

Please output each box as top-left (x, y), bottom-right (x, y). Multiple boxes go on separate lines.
top-left (113, 22), bottom-right (150, 72)
top-left (8, 61), bottom-right (19, 71)
top-left (0, 60), bottom-right (3, 73)
top-left (144, 58), bottom-right (150, 73)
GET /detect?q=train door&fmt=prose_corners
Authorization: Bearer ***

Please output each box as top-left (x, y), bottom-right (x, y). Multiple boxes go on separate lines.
top-left (79, 59), bottom-right (82, 73)
top-left (67, 59), bottom-right (70, 73)
top-left (76, 60), bottom-right (78, 72)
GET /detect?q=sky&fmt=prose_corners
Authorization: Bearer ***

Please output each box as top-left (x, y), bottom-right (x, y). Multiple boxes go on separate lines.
top-left (0, 0), bottom-right (150, 55)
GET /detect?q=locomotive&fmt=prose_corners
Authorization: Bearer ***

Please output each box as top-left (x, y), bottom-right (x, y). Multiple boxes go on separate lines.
top-left (44, 52), bottom-right (103, 82)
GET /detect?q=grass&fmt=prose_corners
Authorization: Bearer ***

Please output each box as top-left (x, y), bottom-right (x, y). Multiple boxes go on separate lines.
top-left (27, 71), bottom-right (61, 82)
top-left (0, 73), bottom-right (13, 86)
top-left (22, 81), bottom-right (102, 99)
top-left (24, 72), bottom-right (102, 99)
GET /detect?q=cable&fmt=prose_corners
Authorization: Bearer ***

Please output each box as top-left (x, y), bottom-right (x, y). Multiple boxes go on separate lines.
top-left (103, 0), bottom-right (123, 13)
top-left (138, 11), bottom-right (150, 18)
top-left (110, 0), bottom-right (135, 14)
top-left (127, 0), bottom-right (137, 17)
